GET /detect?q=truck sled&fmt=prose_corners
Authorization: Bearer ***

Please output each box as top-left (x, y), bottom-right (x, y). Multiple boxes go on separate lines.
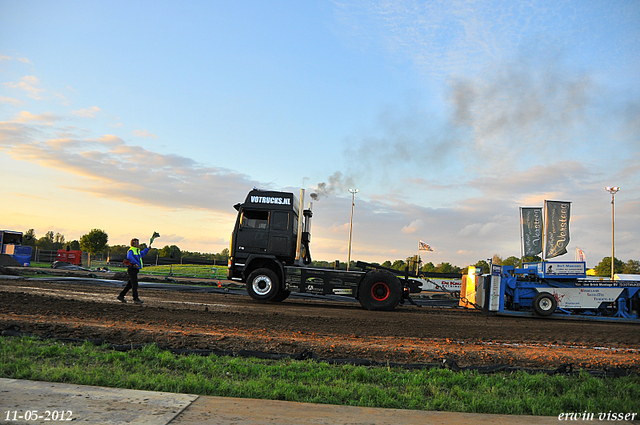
top-left (463, 262), bottom-right (640, 322)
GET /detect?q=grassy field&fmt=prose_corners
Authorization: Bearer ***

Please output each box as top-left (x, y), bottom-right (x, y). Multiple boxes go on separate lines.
top-left (1, 336), bottom-right (638, 417)
top-left (29, 262), bottom-right (228, 280)
top-left (138, 264), bottom-right (228, 280)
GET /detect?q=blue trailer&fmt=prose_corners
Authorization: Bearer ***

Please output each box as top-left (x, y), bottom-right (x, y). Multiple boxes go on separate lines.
top-left (0, 230), bottom-right (32, 266)
top-left (484, 262), bottom-right (640, 322)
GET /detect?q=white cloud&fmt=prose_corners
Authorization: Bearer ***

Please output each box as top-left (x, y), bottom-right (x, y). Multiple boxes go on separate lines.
top-left (0, 118), bottom-right (259, 213)
top-left (132, 129), bottom-right (158, 138)
top-left (0, 54), bottom-right (32, 64)
top-left (401, 219), bottom-right (424, 234)
top-left (72, 106), bottom-right (101, 118)
top-left (2, 75), bottom-right (45, 99)
top-left (11, 111), bottom-right (58, 124)
top-left (0, 95), bottom-right (20, 105)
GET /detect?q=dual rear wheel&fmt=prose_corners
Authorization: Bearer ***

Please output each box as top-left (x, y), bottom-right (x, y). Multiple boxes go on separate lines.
top-left (358, 270), bottom-right (402, 311)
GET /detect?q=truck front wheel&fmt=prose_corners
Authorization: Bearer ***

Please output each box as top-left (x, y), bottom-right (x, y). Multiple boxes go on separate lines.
top-left (358, 270), bottom-right (402, 311)
top-left (247, 268), bottom-right (280, 302)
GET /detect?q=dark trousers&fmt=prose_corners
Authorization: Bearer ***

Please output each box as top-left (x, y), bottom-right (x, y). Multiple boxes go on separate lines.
top-left (119, 267), bottom-right (140, 299)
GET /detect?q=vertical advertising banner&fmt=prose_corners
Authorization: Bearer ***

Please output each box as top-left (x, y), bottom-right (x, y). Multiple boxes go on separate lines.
top-left (545, 201), bottom-right (571, 259)
top-left (521, 207), bottom-right (543, 257)
top-left (489, 264), bottom-right (502, 312)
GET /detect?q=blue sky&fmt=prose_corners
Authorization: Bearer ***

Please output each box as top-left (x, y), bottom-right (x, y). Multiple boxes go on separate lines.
top-left (1, 0), bottom-right (638, 268)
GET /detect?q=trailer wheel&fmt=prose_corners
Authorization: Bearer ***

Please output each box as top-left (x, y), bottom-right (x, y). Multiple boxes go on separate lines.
top-left (533, 292), bottom-right (557, 316)
top-left (247, 268), bottom-right (280, 302)
top-left (358, 270), bottom-right (402, 311)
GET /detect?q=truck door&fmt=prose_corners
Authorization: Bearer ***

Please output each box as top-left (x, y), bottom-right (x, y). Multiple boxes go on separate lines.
top-left (269, 211), bottom-right (293, 256)
top-left (235, 210), bottom-right (269, 254)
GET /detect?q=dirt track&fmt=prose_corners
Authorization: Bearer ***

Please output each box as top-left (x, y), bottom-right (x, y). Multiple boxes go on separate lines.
top-left (0, 275), bottom-right (639, 372)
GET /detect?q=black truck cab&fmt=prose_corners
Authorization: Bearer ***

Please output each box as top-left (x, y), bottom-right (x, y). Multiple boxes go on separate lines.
top-left (227, 189), bottom-right (419, 310)
top-left (228, 190), bottom-right (311, 281)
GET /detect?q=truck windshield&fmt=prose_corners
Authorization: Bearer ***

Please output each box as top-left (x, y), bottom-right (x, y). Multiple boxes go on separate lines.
top-left (241, 210), bottom-right (269, 229)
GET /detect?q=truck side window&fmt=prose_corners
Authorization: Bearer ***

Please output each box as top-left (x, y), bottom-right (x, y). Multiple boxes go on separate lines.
top-left (272, 212), bottom-right (289, 231)
top-left (241, 210), bottom-right (269, 229)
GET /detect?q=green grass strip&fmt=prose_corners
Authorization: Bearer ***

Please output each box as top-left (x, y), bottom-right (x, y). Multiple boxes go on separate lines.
top-left (28, 262), bottom-right (228, 280)
top-left (0, 336), bottom-right (638, 416)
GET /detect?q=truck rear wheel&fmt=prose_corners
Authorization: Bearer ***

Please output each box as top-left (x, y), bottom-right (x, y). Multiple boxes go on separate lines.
top-left (247, 268), bottom-right (280, 302)
top-left (358, 270), bottom-right (402, 311)
top-left (533, 292), bottom-right (557, 316)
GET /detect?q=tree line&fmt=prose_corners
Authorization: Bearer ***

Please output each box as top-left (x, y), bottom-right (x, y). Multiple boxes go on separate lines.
top-left (486, 254), bottom-right (640, 277)
top-left (20, 229), bottom-right (229, 263)
top-left (20, 229), bottom-right (639, 276)
top-left (313, 253), bottom-right (640, 278)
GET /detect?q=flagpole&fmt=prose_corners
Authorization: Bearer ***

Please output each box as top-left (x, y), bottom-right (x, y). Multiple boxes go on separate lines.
top-left (519, 207), bottom-right (524, 264)
top-left (417, 240), bottom-right (420, 277)
top-left (542, 201), bottom-right (547, 262)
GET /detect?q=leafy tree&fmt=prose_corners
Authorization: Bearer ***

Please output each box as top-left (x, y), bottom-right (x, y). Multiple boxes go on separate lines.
top-left (391, 260), bottom-right (406, 271)
top-left (218, 248), bottom-right (229, 262)
top-left (522, 255), bottom-right (542, 264)
top-left (65, 240), bottom-right (80, 250)
top-left (474, 260), bottom-right (490, 275)
top-left (491, 254), bottom-right (503, 265)
top-left (23, 229), bottom-right (36, 247)
top-left (594, 257), bottom-right (624, 277)
top-left (36, 231), bottom-right (55, 250)
top-left (437, 262), bottom-right (454, 273)
top-left (79, 229), bottom-right (108, 265)
top-left (421, 262), bottom-right (436, 273)
top-left (158, 245), bottom-right (170, 257)
top-left (623, 260), bottom-right (640, 274)
top-left (381, 261), bottom-right (392, 268)
top-left (406, 255), bottom-right (421, 273)
top-left (108, 244), bottom-right (129, 255)
top-left (53, 233), bottom-right (66, 250)
top-left (502, 256), bottom-right (521, 268)
top-left (159, 245), bottom-right (181, 258)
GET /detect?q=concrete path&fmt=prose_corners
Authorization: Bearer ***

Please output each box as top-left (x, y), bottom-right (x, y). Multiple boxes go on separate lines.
top-left (2, 378), bottom-right (635, 425)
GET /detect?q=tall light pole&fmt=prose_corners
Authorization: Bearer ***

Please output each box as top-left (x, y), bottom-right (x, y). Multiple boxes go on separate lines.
top-left (605, 186), bottom-right (620, 278)
top-left (347, 188), bottom-right (359, 271)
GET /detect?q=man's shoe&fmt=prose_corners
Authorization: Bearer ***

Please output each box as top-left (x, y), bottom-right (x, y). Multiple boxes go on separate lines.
top-left (133, 298), bottom-right (144, 304)
top-left (117, 295), bottom-right (126, 303)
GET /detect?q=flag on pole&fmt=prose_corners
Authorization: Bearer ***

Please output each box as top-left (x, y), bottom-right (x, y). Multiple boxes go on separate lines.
top-left (150, 231), bottom-right (161, 246)
top-left (419, 240), bottom-right (433, 251)
top-left (575, 247), bottom-right (586, 262)
top-left (521, 207), bottom-right (543, 257)
top-left (544, 200), bottom-right (571, 259)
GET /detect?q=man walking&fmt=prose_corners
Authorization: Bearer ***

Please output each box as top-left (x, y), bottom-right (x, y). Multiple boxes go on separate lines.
top-left (117, 237), bottom-right (150, 304)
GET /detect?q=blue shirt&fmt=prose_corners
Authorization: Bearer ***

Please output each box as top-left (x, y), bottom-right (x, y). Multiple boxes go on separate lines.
top-left (127, 246), bottom-right (150, 269)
